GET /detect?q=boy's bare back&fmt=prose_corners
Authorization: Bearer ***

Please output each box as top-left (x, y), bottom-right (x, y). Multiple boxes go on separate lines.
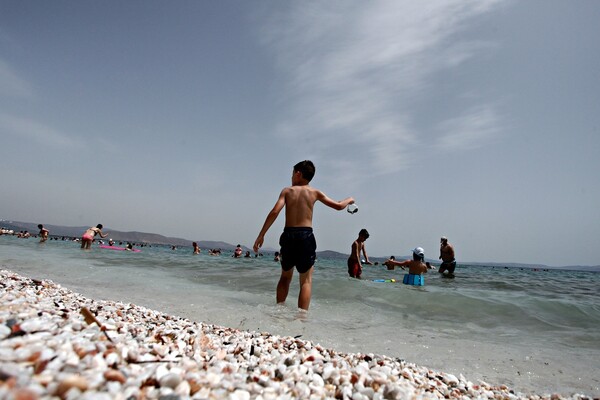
top-left (253, 166), bottom-right (353, 254)
top-left (282, 185), bottom-right (319, 228)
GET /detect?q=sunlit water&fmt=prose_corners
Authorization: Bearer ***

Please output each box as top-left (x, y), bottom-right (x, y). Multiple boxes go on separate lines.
top-left (1, 236), bottom-right (599, 396)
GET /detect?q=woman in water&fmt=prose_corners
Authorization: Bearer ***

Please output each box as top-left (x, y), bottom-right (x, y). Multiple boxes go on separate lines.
top-left (81, 224), bottom-right (108, 250)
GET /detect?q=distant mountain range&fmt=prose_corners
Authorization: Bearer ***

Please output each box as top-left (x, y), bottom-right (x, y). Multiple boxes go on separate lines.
top-left (0, 220), bottom-right (247, 251)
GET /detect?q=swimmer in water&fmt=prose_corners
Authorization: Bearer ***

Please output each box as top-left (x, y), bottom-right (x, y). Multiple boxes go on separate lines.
top-left (81, 224), bottom-right (108, 250)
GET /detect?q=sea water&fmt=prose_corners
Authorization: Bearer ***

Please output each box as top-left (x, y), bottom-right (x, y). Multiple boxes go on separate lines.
top-left (1, 236), bottom-right (599, 396)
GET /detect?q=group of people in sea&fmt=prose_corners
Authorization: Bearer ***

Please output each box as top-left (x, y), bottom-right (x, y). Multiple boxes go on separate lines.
top-left (1, 224), bottom-right (150, 252)
top-left (252, 160), bottom-right (459, 311)
top-left (346, 229), bottom-right (456, 286)
top-left (4, 160), bottom-right (458, 313)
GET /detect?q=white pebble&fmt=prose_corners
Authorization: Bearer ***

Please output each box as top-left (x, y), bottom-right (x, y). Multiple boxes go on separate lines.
top-left (229, 389), bottom-right (250, 400)
top-left (159, 372), bottom-right (182, 389)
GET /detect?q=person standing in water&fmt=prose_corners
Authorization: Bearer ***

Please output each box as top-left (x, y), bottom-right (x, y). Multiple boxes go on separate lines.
top-left (37, 224), bottom-right (49, 242)
top-left (253, 160), bottom-right (354, 311)
top-left (347, 229), bottom-right (372, 279)
top-left (81, 224), bottom-right (108, 250)
top-left (438, 236), bottom-right (456, 275)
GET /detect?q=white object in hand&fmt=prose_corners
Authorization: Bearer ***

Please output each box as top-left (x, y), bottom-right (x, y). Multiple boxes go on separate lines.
top-left (347, 204), bottom-right (358, 214)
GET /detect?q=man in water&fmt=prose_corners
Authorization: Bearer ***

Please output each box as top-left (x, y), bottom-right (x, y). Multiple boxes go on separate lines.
top-left (438, 236), bottom-right (456, 275)
top-left (347, 229), bottom-right (372, 279)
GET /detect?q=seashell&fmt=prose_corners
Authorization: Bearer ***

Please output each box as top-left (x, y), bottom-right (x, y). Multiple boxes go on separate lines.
top-left (158, 386), bottom-right (175, 397)
top-left (106, 380), bottom-right (123, 395)
top-left (401, 368), bottom-right (413, 380)
top-left (55, 374), bottom-right (89, 398)
top-left (351, 392), bottom-right (367, 400)
top-left (443, 373), bottom-right (459, 386)
top-left (104, 352), bottom-right (119, 367)
top-left (159, 372), bottom-right (182, 389)
top-left (152, 344), bottom-right (168, 357)
top-left (206, 372), bottom-right (222, 386)
top-left (311, 373), bottom-right (324, 387)
top-left (0, 324), bottom-right (11, 339)
top-left (293, 382), bottom-right (310, 398)
top-left (103, 369), bottom-right (126, 384)
top-left (360, 387), bottom-right (375, 398)
top-left (155, 364), bottom-right (169, 381)
top-left (230, 389), bottom-right (251, 400)
top-left (174, 379), bottom-right (191, 396)
top-left (91, 353), bottom-right (107, 370)
top-left (125, 347), bottom-right (139, 362)
top-left (19, 318), bottom-right (46, 332)
top-left (122, 386), bottom-right (141, 399)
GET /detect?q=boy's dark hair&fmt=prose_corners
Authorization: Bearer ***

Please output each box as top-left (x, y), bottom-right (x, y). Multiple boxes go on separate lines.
top-left (359, 229), bottom-right (369, 238)
top-left (38, 224), bottom-right (43, 229)
top-left (96, 224), bottom-right (103, 229)
top-left (294, 160), bottom-right (315, 182)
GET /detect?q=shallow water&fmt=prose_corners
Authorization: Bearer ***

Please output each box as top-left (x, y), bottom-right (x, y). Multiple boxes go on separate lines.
top-left (1, 236), bottom-right (599, 396)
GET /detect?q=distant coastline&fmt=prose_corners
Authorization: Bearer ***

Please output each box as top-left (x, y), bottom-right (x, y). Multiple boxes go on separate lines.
top-left (2, 219), bottom-right (599, 272)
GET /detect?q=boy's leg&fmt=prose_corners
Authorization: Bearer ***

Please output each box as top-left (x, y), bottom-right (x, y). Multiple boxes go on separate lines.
top-left (277, 268), bottom-right (294, 304)
top-left (297, 267), bottom-right (313, 311)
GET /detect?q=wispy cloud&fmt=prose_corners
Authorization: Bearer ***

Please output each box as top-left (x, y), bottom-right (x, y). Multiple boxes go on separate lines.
top-left (435, 105), bottom-right (500, 151)
top-left (0, 59), bottom-right (34, 98)
top-left (261, 0), bottom-right (505, 179)
top-left (0, 113), bottom-right (84, 149)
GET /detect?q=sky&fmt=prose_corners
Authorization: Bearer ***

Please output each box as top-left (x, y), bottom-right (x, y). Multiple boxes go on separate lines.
top-left (1, 1), bottom-right (599, 267)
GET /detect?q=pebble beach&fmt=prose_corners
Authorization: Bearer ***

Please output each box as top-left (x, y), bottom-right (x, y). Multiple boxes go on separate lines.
top-left (0, 270), bottom-right (594, 400)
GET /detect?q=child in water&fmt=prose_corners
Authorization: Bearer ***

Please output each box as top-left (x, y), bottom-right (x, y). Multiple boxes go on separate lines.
top-left (384, 247), bottom-right (428, 285)
top-left (347, 229), bottom-right (372, 279)
top-left (253, 160), bottom-right (354, 311)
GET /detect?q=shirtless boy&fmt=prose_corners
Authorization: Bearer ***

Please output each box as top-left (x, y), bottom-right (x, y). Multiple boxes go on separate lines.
top-left (253, 160), bottom-right (354, 311)
top-left (81, 224), bottom-right (108, 249)
top-left (347, 229), bottom-right (372, 279)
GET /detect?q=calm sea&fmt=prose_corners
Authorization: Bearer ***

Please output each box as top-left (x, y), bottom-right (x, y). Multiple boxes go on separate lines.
top-left (1, 236), bottom-right (598, 396)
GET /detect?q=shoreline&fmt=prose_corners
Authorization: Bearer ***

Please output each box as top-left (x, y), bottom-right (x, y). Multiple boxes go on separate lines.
top-left (0, 269), bottom-right (593, 399)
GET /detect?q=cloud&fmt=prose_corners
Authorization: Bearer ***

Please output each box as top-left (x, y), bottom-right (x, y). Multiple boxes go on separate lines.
top-left (261, 0), bottom-right (505, 178)
top-left (435, 105), bottom-right (500, 151)
top-left (0, 113), bottom-right (84, 149)
top-left (0, 59), bottom-right (34, 98)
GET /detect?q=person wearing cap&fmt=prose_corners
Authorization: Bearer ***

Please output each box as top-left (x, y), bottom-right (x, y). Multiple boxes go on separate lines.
top-left (439, 237), bottom-right (456, 275)
top-left (347, 229), bottom-right (372, 279)
top-left (384, 247), bottom-right (428, 286)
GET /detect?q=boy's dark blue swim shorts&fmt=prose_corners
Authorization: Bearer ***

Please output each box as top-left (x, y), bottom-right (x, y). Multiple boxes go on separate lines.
top-left (279, 227), bottom-right (316, 274)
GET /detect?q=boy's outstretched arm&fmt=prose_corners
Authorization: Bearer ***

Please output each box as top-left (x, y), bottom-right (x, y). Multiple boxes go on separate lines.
top-left (253, 190), bottom-right (286, 252)
top-left (384, 259), bottom-right (409, 270)
top-left (317, 192), bottom-right (354, 210)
